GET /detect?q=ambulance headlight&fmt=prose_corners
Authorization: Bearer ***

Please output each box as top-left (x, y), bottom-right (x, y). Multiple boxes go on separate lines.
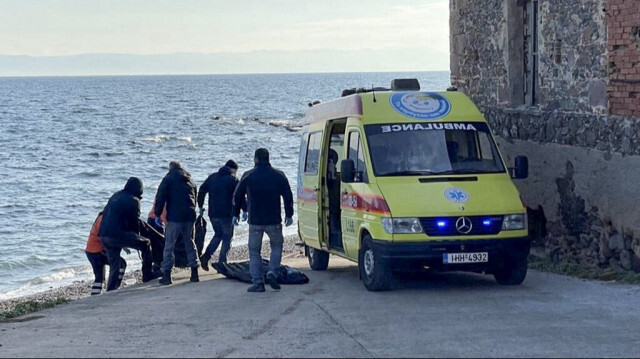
top-left (382, 218), bottom-right (423, 234)
top-left (502, 214), bottom-right (526, 230)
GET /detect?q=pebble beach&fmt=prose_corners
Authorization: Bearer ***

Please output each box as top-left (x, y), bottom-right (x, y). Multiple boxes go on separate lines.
top-left (0, 234), bottom-right (304, 317)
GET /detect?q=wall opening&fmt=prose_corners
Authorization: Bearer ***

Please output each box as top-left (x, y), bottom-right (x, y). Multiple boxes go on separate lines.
top-left (523, 0), bottom-right (539, 106)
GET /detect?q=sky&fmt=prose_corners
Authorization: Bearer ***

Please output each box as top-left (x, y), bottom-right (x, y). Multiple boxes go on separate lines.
top-left (0, 0), bottom-right (450, 75)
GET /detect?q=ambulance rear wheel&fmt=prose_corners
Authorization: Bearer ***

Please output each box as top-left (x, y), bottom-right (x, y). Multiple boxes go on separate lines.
top-left (359, 235), bottom-right (392, 291)
top-left (307, 246), bottom-right (329, 271)
top-left (493, 257), bottom-right (528, 285)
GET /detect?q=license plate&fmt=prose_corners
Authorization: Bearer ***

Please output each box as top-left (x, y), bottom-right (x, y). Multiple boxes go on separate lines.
top-left (443, 252), bottom-right (488, 264)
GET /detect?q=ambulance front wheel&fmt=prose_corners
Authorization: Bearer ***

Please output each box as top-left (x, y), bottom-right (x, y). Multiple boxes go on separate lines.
top-left (359, 235), bottom-right (393, 291)
top-left (307, 246), bottom-right (329, 271)
top-left (493, 257), bottom-right (528, 286)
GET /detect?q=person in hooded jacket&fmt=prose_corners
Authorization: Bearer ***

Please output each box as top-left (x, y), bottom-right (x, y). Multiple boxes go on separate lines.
top-left (154, 161), bottom-right (200, 285)
top-left (98, 177), bottom-right (160, 291)
top-left (232, 148), bottom-right (294, 293)
top-left (197, 160), bottom-right (247, 271)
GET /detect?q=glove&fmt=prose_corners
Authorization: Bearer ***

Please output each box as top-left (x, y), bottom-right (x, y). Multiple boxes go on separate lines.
top-left (154, 217), bottom-right (163, 228)
top-left (232, 216), bottom-right (240, 226)
top-left (198, 207), bottom-right (204, 217)
top-left (242, 211), bottom-right (248, 221)
top-left (123, 248), bottom-right (131, 255)
top-left (285, 217), bottom-right (293, 227)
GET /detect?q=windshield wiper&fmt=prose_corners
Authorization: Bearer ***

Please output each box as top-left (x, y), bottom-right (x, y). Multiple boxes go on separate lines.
top-left (430, 169), bottom-right (486, 175)
top-left (381, 170), bottom-right (435, 176)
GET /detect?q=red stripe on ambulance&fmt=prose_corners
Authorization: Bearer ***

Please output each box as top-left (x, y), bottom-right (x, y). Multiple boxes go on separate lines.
top-left (341, 193), bottom-right (390, 214)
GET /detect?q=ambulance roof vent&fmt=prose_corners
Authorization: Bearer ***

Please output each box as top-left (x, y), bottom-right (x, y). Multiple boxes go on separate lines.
top-left (391, 78), bottom-right (420, 91)
top-left (341, 86), bottom-right (391, 97)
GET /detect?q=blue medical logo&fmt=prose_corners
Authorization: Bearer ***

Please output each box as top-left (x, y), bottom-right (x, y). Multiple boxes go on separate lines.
top-left (389, 92), bottom-right (451, 120)
top-left (444, 187), bottom-right (469, 203)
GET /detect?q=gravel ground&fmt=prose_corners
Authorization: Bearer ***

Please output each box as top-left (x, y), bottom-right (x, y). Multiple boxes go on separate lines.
top-left (0, 234), bottom-right (303, 315)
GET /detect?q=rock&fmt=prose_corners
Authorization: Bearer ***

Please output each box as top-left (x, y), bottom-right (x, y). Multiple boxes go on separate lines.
top-left (620, 250), bottom-right (633, 271)
top-left (633, 242), bottom-right (640, 258)
top-left (598, 253), bottom-right (609, 265)
top-left (632, 255), bottom-right (640, 273)
top-left (609, 258), bottom-right (623, 272)
top-left (608, 233), bottom-right (625, 251)
top-left (599, 237), bottom-right (613, 258)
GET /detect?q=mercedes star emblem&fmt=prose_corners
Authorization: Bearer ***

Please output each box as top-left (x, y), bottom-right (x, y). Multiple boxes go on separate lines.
top-left (455, 217), bottom-right (473, 234)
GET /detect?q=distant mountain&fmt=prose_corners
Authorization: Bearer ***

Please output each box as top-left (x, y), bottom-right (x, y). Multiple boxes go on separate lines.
top-left (0, 49), bottom-right (449, 77)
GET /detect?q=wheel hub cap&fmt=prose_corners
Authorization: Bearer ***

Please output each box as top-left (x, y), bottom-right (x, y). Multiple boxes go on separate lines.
top-left (364, 249), bottom-right (374, 277)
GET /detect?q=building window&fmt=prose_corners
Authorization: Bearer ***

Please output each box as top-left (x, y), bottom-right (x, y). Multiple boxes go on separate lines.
top-left (523, 0), bottom-right (539, 106)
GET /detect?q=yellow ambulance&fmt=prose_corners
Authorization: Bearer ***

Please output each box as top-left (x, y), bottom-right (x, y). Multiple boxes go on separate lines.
top-left (297, 79), bottom-right (530, 291)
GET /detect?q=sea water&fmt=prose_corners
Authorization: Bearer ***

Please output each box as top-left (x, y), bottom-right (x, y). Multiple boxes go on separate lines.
top-left (0, 72), bottom-right (449, 299)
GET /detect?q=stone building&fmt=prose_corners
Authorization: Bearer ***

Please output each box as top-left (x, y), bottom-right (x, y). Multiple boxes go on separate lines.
top-left (450, 0), bottom-right (640, 272)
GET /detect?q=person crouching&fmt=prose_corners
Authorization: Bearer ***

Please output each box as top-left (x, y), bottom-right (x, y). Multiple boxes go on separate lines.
top-left (99, 177), bottom-right (161, 291)
top-left (85, 212), bottom-right (126, 295)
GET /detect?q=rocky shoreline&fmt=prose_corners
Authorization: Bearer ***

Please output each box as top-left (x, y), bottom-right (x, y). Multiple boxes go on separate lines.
top-left (0, 235), bottom-right (304, 317)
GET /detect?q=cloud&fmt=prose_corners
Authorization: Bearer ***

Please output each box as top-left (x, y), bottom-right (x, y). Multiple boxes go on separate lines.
top-left (254, 2), bottom-right (449, 52)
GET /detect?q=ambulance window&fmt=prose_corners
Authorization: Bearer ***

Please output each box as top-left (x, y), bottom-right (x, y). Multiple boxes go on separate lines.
top-left (298, 133), bottom-right (309, 175)
top-left (348, 131), bottom-right (368, 182)
top-left (304, 132), bottom-right (322, 175)
top-left (478, 132), bottom-right (495, 161)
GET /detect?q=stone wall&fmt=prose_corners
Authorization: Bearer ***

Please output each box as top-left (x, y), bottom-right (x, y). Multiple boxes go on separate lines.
top-left (450, 0), bottom-right (640, 273)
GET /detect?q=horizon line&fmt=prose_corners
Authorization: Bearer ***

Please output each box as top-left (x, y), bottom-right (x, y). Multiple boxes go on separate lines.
top-left (0, 69), bottom-right (451, 79)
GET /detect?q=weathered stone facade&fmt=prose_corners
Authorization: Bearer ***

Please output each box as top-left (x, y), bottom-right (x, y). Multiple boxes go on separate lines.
top-left (450, 0), bottom-right (640, 272)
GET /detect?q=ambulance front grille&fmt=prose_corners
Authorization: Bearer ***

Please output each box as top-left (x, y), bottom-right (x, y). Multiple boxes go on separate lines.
top-left (420, 216), bottom-right (504, 236)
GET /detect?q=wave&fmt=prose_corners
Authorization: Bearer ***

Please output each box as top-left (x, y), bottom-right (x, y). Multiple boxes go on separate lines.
top-left (267, 120), bottom-right (303, 132)
top-left (142, 135), bottom-right (169, 142)
top-left (76, 171), bottom-right (101, 178)
top-left (141, 135), bottom-right (192, 143)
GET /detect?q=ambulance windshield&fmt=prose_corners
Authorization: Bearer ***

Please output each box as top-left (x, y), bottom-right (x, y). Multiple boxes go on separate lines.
top-left (364, 122), bottom-right (506, 176)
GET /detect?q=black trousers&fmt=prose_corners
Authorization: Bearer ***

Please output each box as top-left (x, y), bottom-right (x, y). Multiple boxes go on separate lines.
top-left (141, 218), bottom-right (165, 267)
top-left (85, 251), bottom-right (126, 294)
top-left (101, 234), bottom-right (153, 291)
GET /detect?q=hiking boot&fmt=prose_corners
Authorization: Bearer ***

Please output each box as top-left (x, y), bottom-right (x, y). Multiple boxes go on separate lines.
top-left (200, 254), bottom-right (211, 271)
top-left (265, 272), bottom-right (281, 291)
top-left (190, 267), bottom-right (200, 283)
top-left (159, 270), bottom-right (172, 285)
top-left (247, 283), bottom-right (265, 293)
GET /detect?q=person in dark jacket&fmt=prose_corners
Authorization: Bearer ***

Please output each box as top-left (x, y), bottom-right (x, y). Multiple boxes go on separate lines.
top-left (232, 148), bottom-right (294, 293)
top-left (197, 160), bottom-right (247, 270)
top-left (98, 177), bottom-right (160, 291)
top-left (154, 161), bottom-right (200, 285)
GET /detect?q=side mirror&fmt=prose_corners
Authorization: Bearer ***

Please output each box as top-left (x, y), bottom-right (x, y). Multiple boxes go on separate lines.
top-left (510, 155), bottom-right (528, 179)
top-left (341, 159), bottom-right (355, 183)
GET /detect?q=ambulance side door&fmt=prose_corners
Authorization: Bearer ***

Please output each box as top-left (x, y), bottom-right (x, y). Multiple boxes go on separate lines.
top-left (298, 131), bottom-right (323, 249)
top-left (340, 129), bottom-right (369, 259)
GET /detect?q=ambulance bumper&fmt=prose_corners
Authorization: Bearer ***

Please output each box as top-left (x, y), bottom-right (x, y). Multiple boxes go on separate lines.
top-left (369, 237), bottom-right (531, 271)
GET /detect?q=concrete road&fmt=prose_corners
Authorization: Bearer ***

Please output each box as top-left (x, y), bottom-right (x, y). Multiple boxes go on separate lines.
top-left (1, 254), bottom-right (639, 358)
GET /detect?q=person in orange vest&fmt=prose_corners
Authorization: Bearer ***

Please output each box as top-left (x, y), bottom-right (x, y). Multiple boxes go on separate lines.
top-left (85, 212), bottom-right (127, 295)
top-left (147, 200), bottom-right (167, 233)
top-left (145, 200), bottom-right (167, 273)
